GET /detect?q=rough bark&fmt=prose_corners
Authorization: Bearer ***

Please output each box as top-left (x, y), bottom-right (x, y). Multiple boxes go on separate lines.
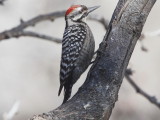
top-left (29, 0), bottom-right (156, 119)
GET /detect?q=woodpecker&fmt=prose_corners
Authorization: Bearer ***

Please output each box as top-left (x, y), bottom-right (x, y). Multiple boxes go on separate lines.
top-left (58, 5), bottom-right (99, 104)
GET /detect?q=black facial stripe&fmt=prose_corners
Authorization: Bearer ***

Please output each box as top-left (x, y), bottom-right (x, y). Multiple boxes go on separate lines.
top-left (76, 13), bottom-right (87, 22)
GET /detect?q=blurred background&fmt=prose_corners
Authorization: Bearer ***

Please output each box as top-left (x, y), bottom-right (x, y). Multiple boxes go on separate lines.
top-left (0, 0), bottom-right (160, 120)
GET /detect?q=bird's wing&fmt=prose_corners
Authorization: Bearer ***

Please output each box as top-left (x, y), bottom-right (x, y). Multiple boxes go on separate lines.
top-left (59, 24), bottom-right (87, 96)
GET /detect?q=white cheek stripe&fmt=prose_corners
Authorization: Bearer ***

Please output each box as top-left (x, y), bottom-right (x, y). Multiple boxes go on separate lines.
top-left (75, 7), bottom-right (82, 12)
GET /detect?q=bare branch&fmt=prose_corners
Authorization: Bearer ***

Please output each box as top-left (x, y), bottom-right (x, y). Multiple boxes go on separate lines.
top-left (125, 69), bottom-right (160, 109)
top-left (18, 31), bottom-right (61, 43)
top-left (0, 11), bottom-right (65, 41)
top-left (13, 11), bottom-right (65, 31)
top-left (138, 33), bottom-right (148, 52)
top-left (0, 29), bottom-right (62, 42)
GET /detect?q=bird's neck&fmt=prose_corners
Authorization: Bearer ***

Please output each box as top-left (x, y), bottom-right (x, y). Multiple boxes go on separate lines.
top-left (65, 18), bottom-right (87, 28)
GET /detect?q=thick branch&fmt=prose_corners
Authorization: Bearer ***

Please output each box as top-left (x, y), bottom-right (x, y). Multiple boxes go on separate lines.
top-left (21, 31), bottom-right (61, 43)
top-left (30, 0), bottom-right (156, 119)
top-left (125, 69), bottom-right (160, 109)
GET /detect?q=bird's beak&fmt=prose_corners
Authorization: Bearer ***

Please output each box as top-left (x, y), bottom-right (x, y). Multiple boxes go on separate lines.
top-left (87, 6), bottom-right (100, 14)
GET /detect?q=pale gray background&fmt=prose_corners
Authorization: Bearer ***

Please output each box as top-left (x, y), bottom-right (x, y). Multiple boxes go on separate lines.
top-left (0, 0), bottom-right (160, 120)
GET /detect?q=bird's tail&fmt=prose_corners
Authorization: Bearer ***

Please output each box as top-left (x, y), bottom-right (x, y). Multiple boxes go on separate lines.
top-left (58, 84), bottom-right (63, 96)
top-left (62, 83), bottom-right (73, 104)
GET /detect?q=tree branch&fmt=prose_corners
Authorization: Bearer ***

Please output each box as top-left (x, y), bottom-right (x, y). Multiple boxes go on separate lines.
top-left (125, 69), bottom-right (160, 109)
top-left (0, 11), bottom-right (65, 41)
top-left (21, 31), bottom-right (61, 43)
top-left (13, 31), bottom-right (62, 43)
top-left (29, 0), bottom-right (156, 120)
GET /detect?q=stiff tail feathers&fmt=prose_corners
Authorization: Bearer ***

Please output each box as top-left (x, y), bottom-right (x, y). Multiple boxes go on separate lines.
top-left (59, 73), bottom-right (73, 104)
top-left (58, 84), bottom-right (63, 96)
top-left (62, 83), bottom-right (72, 104)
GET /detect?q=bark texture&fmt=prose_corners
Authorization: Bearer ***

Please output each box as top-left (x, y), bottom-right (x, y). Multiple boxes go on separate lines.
top-left (30, 0), bottom-right (156, 119)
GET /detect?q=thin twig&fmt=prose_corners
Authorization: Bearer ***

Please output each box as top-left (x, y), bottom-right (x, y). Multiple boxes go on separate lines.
top-left (0, 29), bottom-right (62, 42)
top-left (0, 11), bottom-right (65, 41)
top-left (125, 69), bottom-right (160, 109)
top-left (138, 33), bottom-right (148, 52)
top-left (12, 11), bottom-right (65, 31)
top-left (19, 31), bottom-right (61, 43)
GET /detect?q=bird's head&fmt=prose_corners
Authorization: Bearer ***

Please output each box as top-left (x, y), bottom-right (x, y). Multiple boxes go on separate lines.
top-left (65, 5), bottom-right (100, 24)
